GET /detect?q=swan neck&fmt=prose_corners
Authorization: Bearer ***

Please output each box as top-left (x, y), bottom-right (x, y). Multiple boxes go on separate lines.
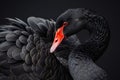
top-left (75, 20), bottom-right (110, 60)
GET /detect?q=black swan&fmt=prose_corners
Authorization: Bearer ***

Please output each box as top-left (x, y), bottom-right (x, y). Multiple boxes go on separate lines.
top-left (51, 8), bottom-right (110, 80)
top-left (0, 8), bottom-right (110, 80)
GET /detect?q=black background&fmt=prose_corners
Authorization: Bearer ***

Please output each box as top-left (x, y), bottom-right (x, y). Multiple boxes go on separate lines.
top-left (0, 0), bottom-right (119, 80)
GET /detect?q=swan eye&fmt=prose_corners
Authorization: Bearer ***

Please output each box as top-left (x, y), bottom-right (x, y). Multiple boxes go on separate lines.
top-left (63, 22), bottom-right (68, 26)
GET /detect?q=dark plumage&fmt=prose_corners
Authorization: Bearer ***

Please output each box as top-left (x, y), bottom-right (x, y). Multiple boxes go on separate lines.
top-left (0, 8), bottom-right (110, 80)
top-left (0, 17), bottom-right (71, 80)
top-left (55, 8), bottom-right (110, 80)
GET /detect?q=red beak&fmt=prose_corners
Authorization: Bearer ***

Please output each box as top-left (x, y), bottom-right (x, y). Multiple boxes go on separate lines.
top-left (50, 25), bottom-right (65, 53)
top-left (50, 22), bottom-right (68, 53)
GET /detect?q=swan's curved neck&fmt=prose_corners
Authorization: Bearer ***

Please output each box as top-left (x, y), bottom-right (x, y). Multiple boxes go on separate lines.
top-left (74, 18), bottom-right (110, 60)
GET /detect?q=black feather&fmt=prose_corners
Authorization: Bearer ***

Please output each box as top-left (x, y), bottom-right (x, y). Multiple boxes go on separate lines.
top-left (0, 8), bottom-right (110, 80)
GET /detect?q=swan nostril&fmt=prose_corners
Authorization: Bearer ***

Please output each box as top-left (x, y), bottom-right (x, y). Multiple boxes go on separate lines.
top-left (55, 39), bottom-right (58, 43)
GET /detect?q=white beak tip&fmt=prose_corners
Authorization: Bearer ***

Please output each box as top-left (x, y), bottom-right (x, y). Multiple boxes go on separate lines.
top-left (50, 49), bottom-right (53, 53)
top-left (50, 47), bottom-right (55, 53)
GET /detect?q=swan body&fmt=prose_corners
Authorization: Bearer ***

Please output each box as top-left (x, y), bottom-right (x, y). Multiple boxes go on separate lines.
top-left (0, 8), bottom-right (110, 80)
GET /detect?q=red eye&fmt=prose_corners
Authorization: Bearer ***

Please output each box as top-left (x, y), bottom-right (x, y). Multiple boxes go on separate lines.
top-left (63, 22), bottom-right (68, 26)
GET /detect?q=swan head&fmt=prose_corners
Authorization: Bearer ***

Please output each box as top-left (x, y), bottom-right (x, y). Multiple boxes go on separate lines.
top-left (50, 8), bottom-right (89, 53)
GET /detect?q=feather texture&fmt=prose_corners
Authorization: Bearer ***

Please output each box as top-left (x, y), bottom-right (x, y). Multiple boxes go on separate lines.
top-left (0, 17), bottom-right (73, 80)
top-left (0, 8), bottom-right (109, 80)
